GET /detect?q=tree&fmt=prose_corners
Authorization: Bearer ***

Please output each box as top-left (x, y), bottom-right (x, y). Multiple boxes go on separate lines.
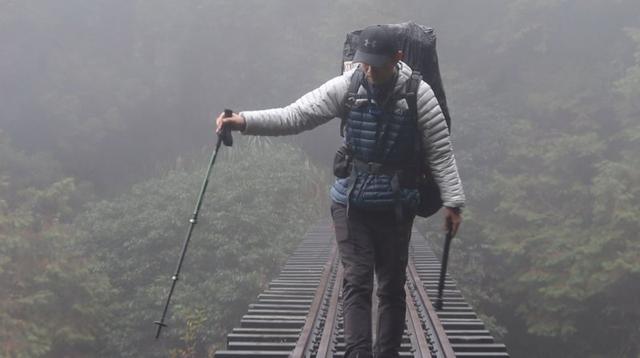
top-left (0, 177), bottom-right (114, 358)
top-left (73, 142), bottom-right (327, 357)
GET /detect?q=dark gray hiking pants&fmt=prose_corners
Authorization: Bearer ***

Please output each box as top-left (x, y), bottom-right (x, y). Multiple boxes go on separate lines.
top-left (330, 201), bottom-right (415, 358)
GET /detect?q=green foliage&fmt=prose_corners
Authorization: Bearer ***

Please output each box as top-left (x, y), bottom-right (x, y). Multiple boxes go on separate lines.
top-left (73, 142), bottom-right (326, 357)
top-left (0, 177), bottom-right (114, 358)
top-left (2, 1), bottom-right (640, 357)
top-left (451, 5), bottom-right (640, 355)
top-left (410, 2), bottom-right (640, 357)
top-left (0, 132), bottom-right (64, 205)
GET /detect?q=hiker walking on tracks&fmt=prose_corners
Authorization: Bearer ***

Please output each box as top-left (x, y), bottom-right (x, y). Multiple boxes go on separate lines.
top-left (216, 24), bottom-right (465, 358)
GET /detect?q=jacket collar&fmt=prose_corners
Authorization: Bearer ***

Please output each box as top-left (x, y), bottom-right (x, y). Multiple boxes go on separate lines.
top-left (392, 61), bottom-right (413, 95)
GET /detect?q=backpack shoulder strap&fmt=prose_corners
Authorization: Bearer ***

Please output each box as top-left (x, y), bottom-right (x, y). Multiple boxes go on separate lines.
top-left (406, 71), bottom-right (424, 171)
top-left (340, 66), bottom-right (365, 137)
top-left (405, 70), bottom-right (422, 119)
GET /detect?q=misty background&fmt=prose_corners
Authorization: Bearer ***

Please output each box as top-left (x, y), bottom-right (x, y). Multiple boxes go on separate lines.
top-left (1, 1), bottom-right (639, 357)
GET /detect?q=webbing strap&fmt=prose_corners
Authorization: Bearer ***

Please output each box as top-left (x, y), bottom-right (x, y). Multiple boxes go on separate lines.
top-left (352, 158), bottom-right (405, 176)
top-left (340, 67), bottom-right (365, 137)
top-left (406, 71), bottom-right (421, 117)
top-left (345, 166), bottom-right (358, 218)
top-left (390, 172), bottom-right (403, 221)
top-left (406, 71), bottom-right (423, 175)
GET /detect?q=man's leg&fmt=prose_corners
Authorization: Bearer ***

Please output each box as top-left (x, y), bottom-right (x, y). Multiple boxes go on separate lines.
top-left (331, 202), bottom-right (375, 357)
top-left (372, 212), bottom-right (415, 358)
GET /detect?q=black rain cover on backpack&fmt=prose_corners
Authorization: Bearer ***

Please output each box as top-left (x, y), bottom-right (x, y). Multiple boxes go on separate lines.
top-left (341, 22), bottom-right (452, 131)
top-left (340, 22), bottom-right (451, 218)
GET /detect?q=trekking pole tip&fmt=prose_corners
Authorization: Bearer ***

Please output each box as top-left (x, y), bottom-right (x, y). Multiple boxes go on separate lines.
top-left (154, 320), bottom-right (168, 339)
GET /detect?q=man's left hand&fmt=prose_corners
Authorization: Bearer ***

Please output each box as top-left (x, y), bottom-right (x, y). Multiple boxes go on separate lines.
top-left (443, 207), bottom-right (462, 238)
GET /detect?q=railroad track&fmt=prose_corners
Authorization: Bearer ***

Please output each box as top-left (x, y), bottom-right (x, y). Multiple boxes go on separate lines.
top-left (215, 221), bottom-right (508, 357)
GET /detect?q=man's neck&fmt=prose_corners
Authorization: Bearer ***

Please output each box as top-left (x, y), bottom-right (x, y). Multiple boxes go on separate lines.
top-left (370, 69), bottom-right (398, 92)
top-left (374, 66), bottom-right (398, 87)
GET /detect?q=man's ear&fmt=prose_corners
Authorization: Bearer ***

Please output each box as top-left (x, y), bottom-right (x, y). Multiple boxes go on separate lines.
top-left (393, 50), bottom-right (404, 63)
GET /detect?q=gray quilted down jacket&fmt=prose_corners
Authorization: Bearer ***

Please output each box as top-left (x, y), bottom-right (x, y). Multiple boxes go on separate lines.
top-left (240, 62), bottom-right (465, 208)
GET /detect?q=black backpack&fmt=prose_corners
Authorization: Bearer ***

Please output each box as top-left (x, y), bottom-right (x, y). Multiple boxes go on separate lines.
top-left (340, 22), bottom-right (451, 218)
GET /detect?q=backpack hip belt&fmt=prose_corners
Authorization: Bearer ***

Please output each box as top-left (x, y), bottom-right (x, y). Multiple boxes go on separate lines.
top-left (352, 158), bottom-right (404, 175)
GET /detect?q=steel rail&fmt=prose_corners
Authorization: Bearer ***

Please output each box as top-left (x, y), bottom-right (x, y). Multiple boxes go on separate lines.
top-left (407, 257), bottom-right (457, 358)
top-left (405, 280), bottom-right (433, 357)
top-left (315, 264), bottom-right (343, 358)
top-left (289, 244), bottom-right (338, 357)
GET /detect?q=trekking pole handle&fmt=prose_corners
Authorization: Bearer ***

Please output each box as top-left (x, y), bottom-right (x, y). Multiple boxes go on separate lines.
top-left (220, 109), bottom-right (234, 147)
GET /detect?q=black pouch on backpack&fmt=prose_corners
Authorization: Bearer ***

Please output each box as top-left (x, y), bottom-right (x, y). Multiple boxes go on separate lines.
top-left (416, 171), bottom-right (444, 218)
top-left (333, 144), bottom-right (352, 178)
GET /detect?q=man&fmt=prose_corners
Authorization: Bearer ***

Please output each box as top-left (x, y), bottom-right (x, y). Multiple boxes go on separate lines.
top-left (216, 25), bottom-right (465, 358)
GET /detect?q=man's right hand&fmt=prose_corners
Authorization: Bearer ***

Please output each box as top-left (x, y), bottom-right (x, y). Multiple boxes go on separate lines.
top-left (215, 112), bottom-right (246, 134)
top-left (443, 207), bottom-right (462, 238)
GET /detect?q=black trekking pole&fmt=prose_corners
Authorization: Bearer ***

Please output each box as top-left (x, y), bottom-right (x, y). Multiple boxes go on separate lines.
top-left (153, 109), bottom-right (234, 339)
top-left (434, 227), bottom-right (453, 311)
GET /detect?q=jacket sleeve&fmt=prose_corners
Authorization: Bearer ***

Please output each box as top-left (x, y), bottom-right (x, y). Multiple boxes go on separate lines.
top-left (416, 81), bottom-right (466, 208)
top-left (239, 71), bottom-right (353, 136)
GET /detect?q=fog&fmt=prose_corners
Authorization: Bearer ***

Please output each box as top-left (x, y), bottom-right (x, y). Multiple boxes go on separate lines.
top-left (1, 1), bottom-right (639, 357)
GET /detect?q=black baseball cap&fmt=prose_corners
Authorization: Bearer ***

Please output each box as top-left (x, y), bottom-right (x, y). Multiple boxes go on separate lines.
top-left (352, 25), bottom-right (398, 67)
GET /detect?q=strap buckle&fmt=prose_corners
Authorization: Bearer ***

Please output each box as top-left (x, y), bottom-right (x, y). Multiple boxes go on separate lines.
top-left (367, 161), bottom-right (381, 173)
top-left (353, 159), bottom-right (386, 174)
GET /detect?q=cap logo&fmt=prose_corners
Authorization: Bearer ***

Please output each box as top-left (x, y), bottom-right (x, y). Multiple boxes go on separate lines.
top-left (364, 39), bottom-right (377, 48)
